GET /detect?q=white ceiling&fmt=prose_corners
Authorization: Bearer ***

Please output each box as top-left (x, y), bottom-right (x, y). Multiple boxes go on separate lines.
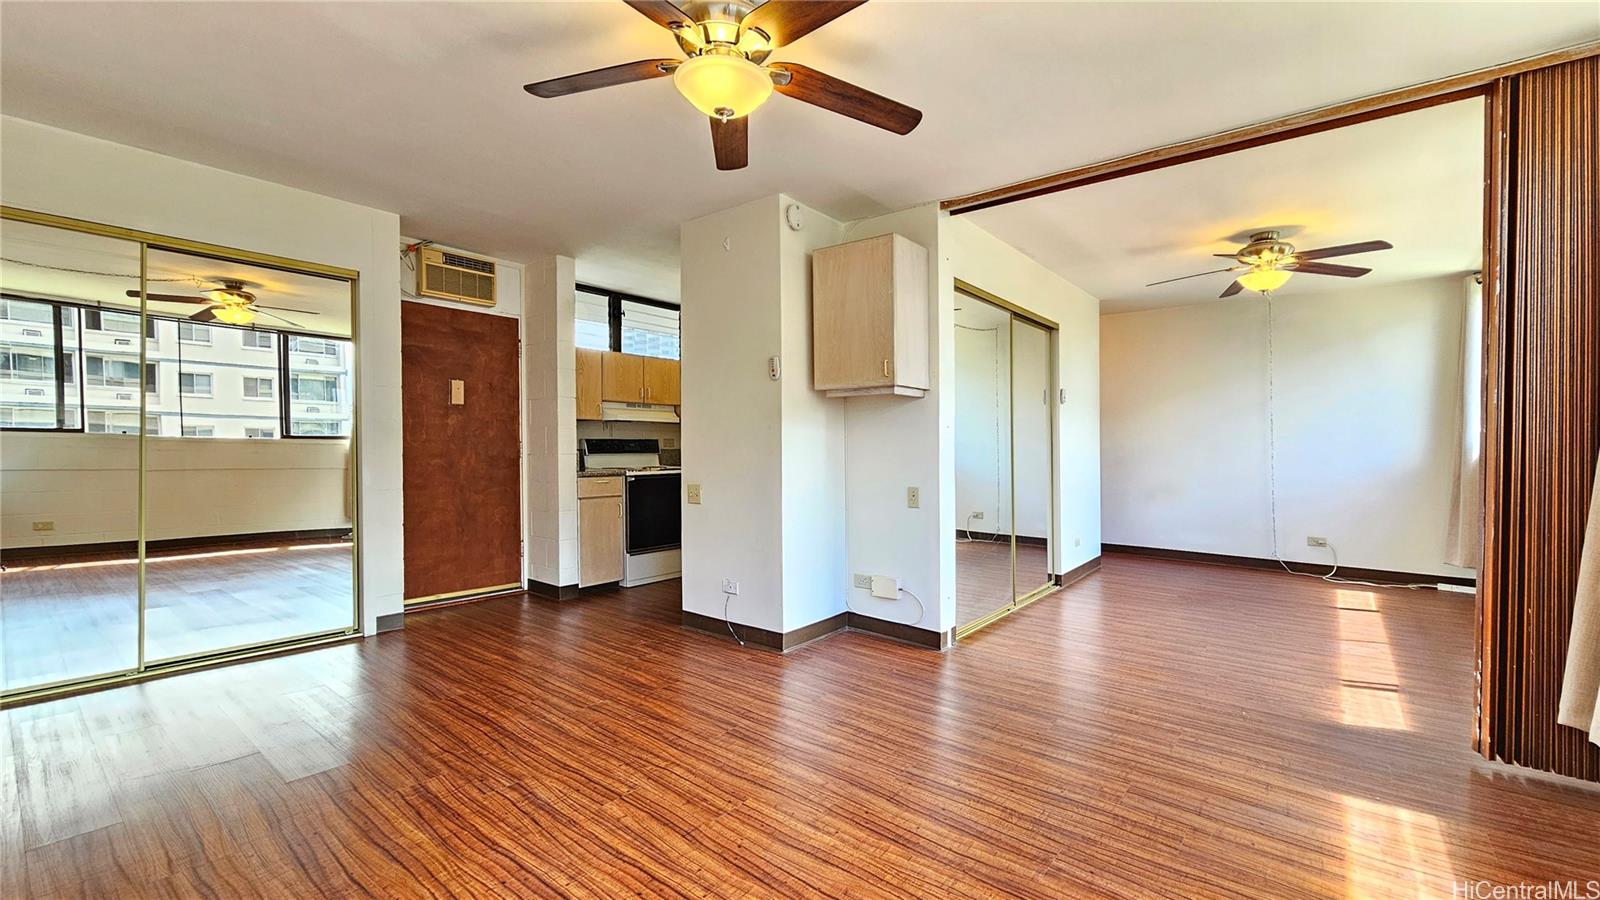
top-left (966, 97), bottom-right (1486, 314)
top-left (1, 2), bottom-right (1593, 303)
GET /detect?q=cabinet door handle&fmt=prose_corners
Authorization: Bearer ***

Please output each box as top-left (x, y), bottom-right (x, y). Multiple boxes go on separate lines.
top-left (882, 359), bottom-right (891, 378)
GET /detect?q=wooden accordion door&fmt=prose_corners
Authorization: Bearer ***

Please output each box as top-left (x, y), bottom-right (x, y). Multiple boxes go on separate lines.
top-left (1477, 57), bottom-right (1600, 782)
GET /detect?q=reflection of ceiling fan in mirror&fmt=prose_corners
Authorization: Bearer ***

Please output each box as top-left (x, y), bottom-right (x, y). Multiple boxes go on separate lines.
top-left (1148, 231), bottom-right (1394, 297)
top-left (124, 279), bottom-right (320, 328)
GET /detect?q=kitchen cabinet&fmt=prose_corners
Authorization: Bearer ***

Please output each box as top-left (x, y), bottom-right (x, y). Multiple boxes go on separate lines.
top-left (811, 232), bottom-right (929, 397)
top-left (601, 351), bottom-right (644, 403)
top-left (642, 357), bottom-right (680, 406)
top-left (576, 348), bottom-right (603, 420)
top-left (578, 477), bottom-right (624, 587)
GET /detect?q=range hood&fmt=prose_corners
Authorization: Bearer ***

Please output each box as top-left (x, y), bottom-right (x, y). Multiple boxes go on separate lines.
top-left (601, 401), bottom-right (680, 423)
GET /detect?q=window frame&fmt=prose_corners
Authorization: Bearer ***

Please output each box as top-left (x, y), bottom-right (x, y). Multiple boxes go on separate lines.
top-left (575, 283), bottom-right (680, 356)
top-left (0, 294), bottom-right (82, 433)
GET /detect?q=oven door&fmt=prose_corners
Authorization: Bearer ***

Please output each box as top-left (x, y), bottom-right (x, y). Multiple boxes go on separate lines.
top-left (625, 473), bottom-right (681, 554)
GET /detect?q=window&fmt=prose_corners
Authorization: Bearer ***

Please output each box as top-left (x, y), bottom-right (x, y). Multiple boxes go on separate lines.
top-left (620, 299), bottom-right (680, 360)
top-left (85, 410), bottom-right (148, 435)
top-left (83, 308), bottom-right (146, 336)
top-left (286, 334), bottom-right (353, 436)
top-left (177, 321), bottom-right (212, 344)
top-left (243, 376), bottom-right (274, 399)
top-left (575, 285), bottom-right (680, 359)
top-left (3, 298), bottom-right (353, 439)
top-left (575, 289), bottom-right (611, 351)
top-left (178, 372), bottom-right (213, 396)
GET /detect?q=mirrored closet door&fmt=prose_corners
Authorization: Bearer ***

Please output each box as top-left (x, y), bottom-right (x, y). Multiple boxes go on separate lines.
top-left (953, 285), bottom-right (1056, 639)
top-left (0, 209), bottom-right (359, 704)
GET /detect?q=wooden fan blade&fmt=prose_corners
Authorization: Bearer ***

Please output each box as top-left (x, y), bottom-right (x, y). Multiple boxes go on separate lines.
top-left (1295, 240), bottom-right (1393, 261)
top-left (257, 305), bottom-right (322, 316)
top-left (125, 290), bottom-right (209, 304)
top-left (741, 1), bottom-right (867, 48)
top-left (524, 59), bottom-right (676, 98)
top-left (1290, 261), bottom-right (1371, 278)
top-left (709, 116), bottom-right (749, 171)
top-left (1220, 280), bottom-right (1245, 298)
top-left (188, 307), bottom-right (218, 323)
top-left (771, 63), bottom-right (921, 134)
top-left (622, 0), bottom-right (694, 30)
top-left (255, 309), bottom-right (309, 329)
top-left (1146, 266), bottom-right (1239, 287)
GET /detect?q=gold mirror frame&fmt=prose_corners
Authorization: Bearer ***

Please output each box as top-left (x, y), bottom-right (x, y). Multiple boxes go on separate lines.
top-left (0, 206), bottom-right (363, 706)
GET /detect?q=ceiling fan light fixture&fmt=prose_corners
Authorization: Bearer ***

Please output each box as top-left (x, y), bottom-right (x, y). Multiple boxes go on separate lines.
top-left (673, 52), bottom-right (772, 120)
top-left (211, 304), bottom-right (256, 326)
top-left (1237, 266), bottom-right (1293, 295)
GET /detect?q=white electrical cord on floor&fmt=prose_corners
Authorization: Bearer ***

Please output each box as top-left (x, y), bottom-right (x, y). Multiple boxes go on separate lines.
top-left (723, 590), bottom-right (745, 647)
top-left (1262, 295), bottom-right (1435, 591)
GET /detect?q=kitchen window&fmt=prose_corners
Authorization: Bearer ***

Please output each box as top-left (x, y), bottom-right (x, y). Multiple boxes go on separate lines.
top-left (575, 284), bottom-right (680, 359)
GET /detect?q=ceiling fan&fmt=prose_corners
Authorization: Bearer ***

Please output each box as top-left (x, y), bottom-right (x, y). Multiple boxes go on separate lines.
top-left (523, 0), bottom-right (921, 171)
top-left (1148, 231), bottom-right (1394, 297)
top-left (124, 279), bottom-right (320, 328)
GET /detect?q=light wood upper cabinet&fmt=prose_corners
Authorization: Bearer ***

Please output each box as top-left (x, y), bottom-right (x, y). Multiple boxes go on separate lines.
top-left (601, 351), bottom-right (644, 403)
top-left (812, 233), bottom-right (929, 397)
top-left (642, 357), bottom-right (680, 406)
top-left (575, 348), bottom-right (603, 420)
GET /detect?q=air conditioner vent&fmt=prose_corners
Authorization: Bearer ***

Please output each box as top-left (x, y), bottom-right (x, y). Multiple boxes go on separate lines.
top-left (416, 246), bottom-right (497, 307)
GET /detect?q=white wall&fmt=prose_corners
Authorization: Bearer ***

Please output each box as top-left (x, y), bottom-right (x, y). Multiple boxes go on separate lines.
top-left (837, 204), bottom-right (951, 631)
top-left (944, 216), bottom-right (1103, 580)
top-left (680, 195), bottom-right (788, 632)
top-left (1100, 275), bottom-right (1474, 579)
top-left (524, 255), bottom-right (578, 588)
top-left (2, 433), bottom-right (349, 547)
top-left (0, 116), bottom-right (404, 634)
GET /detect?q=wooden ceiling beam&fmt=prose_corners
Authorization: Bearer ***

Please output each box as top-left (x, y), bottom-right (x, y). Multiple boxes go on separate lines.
top-left (942, 40), bottom-right (1600, 216)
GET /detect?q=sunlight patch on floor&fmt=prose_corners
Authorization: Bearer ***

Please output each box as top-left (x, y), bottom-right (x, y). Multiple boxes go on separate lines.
top-left (1336, 592), bottom-right (1408, 730)
top-left (1342, 794), bottom-right (1454, 898)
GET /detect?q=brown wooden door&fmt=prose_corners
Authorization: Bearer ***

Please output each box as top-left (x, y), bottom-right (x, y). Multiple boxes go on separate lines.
top-left (401, 302), bottom-right (521, 601)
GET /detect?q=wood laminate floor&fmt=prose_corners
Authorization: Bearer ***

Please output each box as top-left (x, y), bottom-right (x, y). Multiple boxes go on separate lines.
top-left (0, 541), bottom-right (353, 693)
top-left (4, 555), bottom-right (1599, 897)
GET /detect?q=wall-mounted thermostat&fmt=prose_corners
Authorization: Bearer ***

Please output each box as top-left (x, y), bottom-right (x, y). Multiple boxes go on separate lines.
top-left (768, 356), bottom-right (781, 380)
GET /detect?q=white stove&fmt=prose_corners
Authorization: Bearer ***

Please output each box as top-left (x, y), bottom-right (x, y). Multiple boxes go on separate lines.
top-left (581, 439), bottom-right (681, 587)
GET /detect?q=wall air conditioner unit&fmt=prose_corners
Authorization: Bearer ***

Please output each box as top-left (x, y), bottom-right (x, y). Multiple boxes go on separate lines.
top-left (416, 246), bottom-right (497, 307)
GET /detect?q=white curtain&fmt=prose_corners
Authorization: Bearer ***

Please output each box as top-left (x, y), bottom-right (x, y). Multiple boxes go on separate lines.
top-left (1445, 276), bottom-right (1484, 569)
top-left (1558, 452), bottom-right (1600, 746)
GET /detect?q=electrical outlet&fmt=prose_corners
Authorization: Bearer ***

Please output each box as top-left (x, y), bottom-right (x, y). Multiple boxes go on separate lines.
top-left (31, 520), bottom-right (54, 532)
top-left (722, 578), bottom-right (739, 595)
top-left (686, 483), bottom-right (702, 504)
top-left (661, 437), bottom-right (678, 450)
top-left (1306, 536), bottom-right (1329, 548)
top-left (971, 511), bottom-right (984, 520)
top-left (852, 574), bottom-right (872, 590)
top-left (907, 486), bottom-right (920, 509)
